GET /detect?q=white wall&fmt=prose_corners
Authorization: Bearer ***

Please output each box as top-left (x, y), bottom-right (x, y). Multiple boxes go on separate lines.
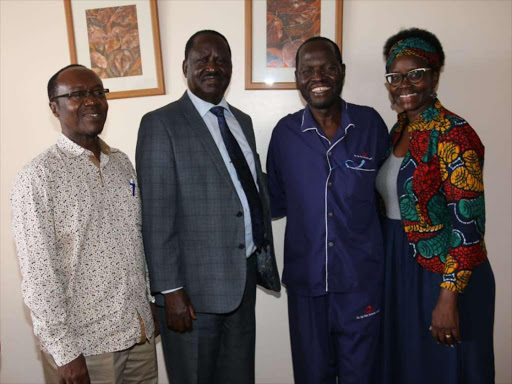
top-left (1, 1), bottom-right (510, 383)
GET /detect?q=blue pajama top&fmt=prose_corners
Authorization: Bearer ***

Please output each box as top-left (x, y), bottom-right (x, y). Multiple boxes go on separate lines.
top-left (266, 99), bottom-right (390, 296)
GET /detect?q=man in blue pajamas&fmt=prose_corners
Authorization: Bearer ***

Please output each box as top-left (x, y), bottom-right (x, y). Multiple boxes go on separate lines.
top-left (266, 37), bottom-right (389, 383)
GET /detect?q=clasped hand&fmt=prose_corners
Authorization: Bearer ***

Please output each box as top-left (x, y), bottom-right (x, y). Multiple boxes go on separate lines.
top-left (164, 289), bottom-right (197, 332)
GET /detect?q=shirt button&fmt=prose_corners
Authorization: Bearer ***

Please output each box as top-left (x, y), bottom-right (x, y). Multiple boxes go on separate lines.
top-left (238, 244), bottom-right (245, 249)
top-left (328, 211), bottom-right (334, 217)
top-left (328, 182), bottom-right (333, 187)
top-left (236, 211), bottom-right (243, 217)
top-left (328, 241), bottom-right (334, 247)
top-left (328, 152), bottom-right (333, 157)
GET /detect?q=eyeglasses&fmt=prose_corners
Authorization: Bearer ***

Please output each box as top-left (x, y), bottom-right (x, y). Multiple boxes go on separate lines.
top-left (51, 89), bottom-right (110, 102)
top-left (385, 68), bottom-right (431, 87)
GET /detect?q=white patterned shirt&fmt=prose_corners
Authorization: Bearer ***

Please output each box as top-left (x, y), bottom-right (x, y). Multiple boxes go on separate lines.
top-left (11, 134), bottom-right (154, 366)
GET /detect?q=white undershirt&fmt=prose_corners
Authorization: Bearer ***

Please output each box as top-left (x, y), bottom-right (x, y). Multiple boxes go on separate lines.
top-left (375, 153), bottom-right (404, 220)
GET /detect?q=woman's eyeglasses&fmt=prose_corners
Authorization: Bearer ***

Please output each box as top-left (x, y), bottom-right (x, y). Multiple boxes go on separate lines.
top-left (385, 68), bottom-right (431, 87)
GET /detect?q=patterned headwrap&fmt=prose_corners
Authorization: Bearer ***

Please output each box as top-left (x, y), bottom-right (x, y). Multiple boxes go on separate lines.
top-left (386, 37), bottom-right (440, 72)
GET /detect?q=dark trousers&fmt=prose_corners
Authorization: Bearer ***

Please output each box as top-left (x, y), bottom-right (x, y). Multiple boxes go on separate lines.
top-left (288, 288), bottom-right (382, 384)
top-left (379, 218), bottom-right (495, 384)
top-left (158, 255), bottom-right (257, 384)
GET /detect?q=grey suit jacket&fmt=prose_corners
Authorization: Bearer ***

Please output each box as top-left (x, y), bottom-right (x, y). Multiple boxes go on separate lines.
top-left (136, 92), bottom-right (280, 314)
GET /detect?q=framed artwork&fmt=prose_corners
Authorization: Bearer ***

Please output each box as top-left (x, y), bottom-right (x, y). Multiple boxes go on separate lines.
top-left (63, 0), bottom-right (165, 99)
top-left (245, 0), bottom-right (343, 90)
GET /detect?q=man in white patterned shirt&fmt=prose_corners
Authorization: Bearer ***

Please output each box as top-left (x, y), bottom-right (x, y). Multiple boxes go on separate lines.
top-left (11, 65), bottom-right (158, 384)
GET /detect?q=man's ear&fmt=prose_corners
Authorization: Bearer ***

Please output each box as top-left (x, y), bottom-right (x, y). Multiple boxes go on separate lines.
top-left (49, 101), bottom-right (59, 117)
top-left (182, 60), bottom-right (188, 78)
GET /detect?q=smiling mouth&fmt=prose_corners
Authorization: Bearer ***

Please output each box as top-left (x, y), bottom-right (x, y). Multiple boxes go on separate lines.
top-left (83, 112), bottom-right (102, 118)
top-left (311, 86), bottom-right (331, 94)
top-left (203, 74), bottom-right (220, 81)
top-left (399, 93), bottom-right (418, 98)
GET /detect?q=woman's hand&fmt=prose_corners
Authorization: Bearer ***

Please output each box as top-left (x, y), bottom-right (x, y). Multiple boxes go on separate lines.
top-left (430, 288), bottom-right (461, 346)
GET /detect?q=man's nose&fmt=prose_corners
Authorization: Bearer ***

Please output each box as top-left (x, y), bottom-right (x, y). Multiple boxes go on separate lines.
top-left (83, 91), bottom-right (100, 105)
top-left (311, 68), bottom-right (328, 79)
top-left (205, 57), bottom-right (218, 71)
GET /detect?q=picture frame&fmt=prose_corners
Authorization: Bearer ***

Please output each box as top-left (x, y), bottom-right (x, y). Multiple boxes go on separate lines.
top-left (245, 0), bottom-right (343, 90)
top-left (63, 0), bottom-right (165, 100)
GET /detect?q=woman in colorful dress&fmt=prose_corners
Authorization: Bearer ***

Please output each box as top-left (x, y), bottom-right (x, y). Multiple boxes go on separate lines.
top-left (376, 28), bottom-right (495, 384)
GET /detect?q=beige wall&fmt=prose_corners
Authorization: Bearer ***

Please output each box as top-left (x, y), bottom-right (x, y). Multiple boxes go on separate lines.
top-left (1, 1), bottom-right (510, 383)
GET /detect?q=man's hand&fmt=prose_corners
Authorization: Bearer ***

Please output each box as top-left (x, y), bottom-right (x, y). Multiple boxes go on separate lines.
top-left (164, 289), bottom-right (197, 333)
top-left (430, 288), bottom-right (461, 346)
top-left (150, 302), bottom-right (160, 337)
top-left (57, 354), bottom-right (90, 384)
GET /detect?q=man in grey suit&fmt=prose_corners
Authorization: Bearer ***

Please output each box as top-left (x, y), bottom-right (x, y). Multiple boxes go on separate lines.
top-left (135, 30), bottom-right (280, 384)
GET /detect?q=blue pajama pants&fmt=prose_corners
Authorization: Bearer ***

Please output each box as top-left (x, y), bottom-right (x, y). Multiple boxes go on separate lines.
top-left (287, 288), bottom-right (382, 384)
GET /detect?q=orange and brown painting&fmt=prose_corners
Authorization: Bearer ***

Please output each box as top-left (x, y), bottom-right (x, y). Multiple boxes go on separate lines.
top-left (86, 5), bottom-right (142, 79)
top-left (266, 0), bottom-right (321, 68)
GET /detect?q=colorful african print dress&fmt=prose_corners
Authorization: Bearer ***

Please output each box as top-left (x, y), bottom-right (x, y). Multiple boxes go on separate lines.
top-left (377, 100), bottom-right (495, 384)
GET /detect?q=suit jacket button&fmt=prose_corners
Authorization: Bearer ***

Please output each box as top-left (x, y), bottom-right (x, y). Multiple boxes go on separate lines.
top-left (236, 211), bottom-right (243, 217)
top-left (238, 244), bottom-right (245, 249)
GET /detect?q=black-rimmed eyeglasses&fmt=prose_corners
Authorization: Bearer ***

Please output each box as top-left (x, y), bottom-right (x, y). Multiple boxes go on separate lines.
top-left (50, 89), bottom-right (110, 102)
top-left (385, 68), bottom-right (431, 87)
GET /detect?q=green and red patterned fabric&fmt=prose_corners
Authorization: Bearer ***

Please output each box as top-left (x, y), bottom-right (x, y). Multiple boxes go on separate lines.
top-left (392, 99), bottom-right (487, 293)
top-left (385, 37), bottom-right (441, 72)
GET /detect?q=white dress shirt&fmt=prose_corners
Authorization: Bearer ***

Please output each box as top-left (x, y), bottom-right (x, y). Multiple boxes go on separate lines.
top-left (188, 90), bottom-right (258, 257)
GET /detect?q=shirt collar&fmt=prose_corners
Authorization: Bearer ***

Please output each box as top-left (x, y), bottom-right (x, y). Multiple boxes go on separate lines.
top-left (391, 99), bottom-right (443, 144)
top-left (300, 98), bottom-right (353, 133)
top-left (56, 133), bottom-right (113, 158)
top-left (187, 89), bottom-right (232, 118)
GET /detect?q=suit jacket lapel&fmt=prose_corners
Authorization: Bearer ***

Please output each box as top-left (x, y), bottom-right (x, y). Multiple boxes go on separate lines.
top-left (177, 92), bottom-right (237, 192)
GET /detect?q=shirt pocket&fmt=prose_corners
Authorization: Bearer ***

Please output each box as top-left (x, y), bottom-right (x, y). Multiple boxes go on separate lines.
top-left (127, 179), bottom-right (142, 226)
top-left (342, 164), bottom-right (377, 232)
top-left (111, 177), bottom-right (142, 227)
top-left (344, 157), bottom-right (377, 172)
